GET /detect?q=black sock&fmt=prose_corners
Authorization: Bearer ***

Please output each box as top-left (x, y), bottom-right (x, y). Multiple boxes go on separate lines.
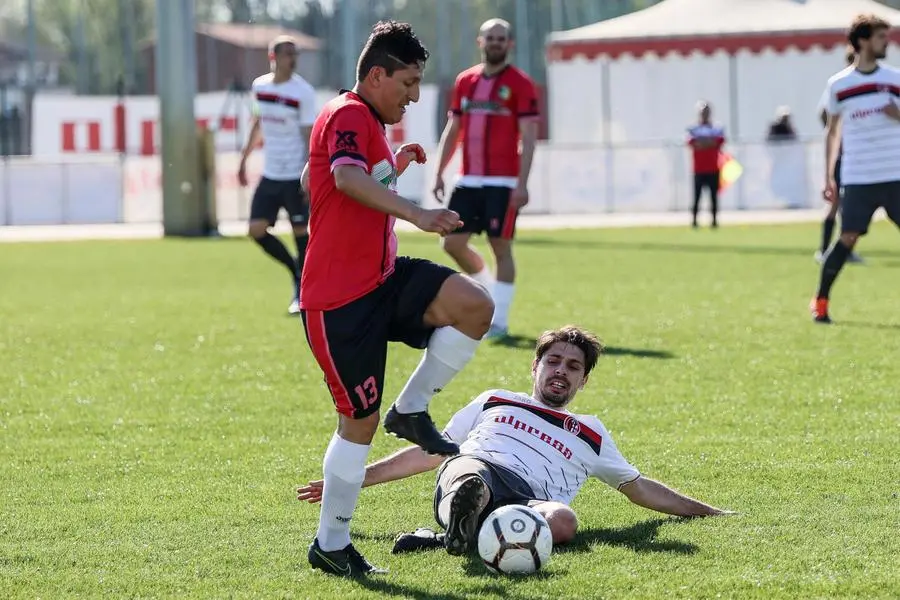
top-left (294, 234), bottom-right (309, 278)
top-left (254, 233), bottom-right (298, 278)
top-left (821, 218), bottom-right (835, 254)
top-left (710, 189), bottom-right (719, 226)
top-left (816, 240), bottom-right (851, 299)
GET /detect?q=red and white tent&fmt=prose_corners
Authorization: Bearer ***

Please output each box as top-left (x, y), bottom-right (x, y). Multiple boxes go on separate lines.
top-left (545, 0), bottom-right (900, 143)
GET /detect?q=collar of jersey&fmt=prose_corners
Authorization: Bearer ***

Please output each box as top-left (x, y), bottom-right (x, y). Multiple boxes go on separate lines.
top-left (855, 65), bottom-right (880, 76)
top-left (479, 63), bottom-right (511, 79)
top-left (340, 88), bottom-right (386, 127)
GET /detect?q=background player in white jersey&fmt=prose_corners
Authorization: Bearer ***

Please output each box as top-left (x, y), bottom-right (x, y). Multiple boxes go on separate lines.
top-left (813, 14), bottom-right (900, 324)
top-left (815, 46), bottom-right (864, 265)
top-left (298, 326), bottom-right (731, 557)
top-left (238, 36), bottom-right (318, 315)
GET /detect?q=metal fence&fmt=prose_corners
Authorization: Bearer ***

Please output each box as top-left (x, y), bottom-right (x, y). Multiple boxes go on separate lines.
top-left (1, 137), bottom-right (827, 227)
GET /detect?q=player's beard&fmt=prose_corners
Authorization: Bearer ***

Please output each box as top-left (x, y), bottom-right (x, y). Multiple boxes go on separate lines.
top-left (539, 380), bottom-right (571, 408)
top-left (484, 48), bottom-right (508, 66)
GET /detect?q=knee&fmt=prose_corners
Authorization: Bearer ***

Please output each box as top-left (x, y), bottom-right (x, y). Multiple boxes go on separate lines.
top-left (488, 239), bottom-right (513, 262)
top-left (840, 232), bottom-right (859, 248)
top-left (441, 235), bottom-right (467, 257)
top-left (248, 220), bottom-right (269, 239)
top-left (336, 412), bottom-right (380, 445)
top-left (544, 506), bottom-right (578, 545)
top-left (454, 278), bottom-right (494, 331)
top-left (428, 274), bottom-right (494, 334)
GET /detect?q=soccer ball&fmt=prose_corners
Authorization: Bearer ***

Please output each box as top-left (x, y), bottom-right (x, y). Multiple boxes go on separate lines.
top-left (477, 505), bottom-right (553, 575)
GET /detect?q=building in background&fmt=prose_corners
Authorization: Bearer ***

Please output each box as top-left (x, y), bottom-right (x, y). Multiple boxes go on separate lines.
top-left (0, 39), bottom-right (62, 156)
top-left (138, 23), bottom-right (323, 94)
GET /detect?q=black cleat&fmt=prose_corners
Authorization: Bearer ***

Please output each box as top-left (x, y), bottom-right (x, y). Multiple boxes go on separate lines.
top-left (383, 405), bottom-right (459, 456)
top-left (392, 528), bottom-right (446, 554)
top-left (444, 476), bottom-right (487, 556)
top-left (308, 538), bottom-right (387, 577)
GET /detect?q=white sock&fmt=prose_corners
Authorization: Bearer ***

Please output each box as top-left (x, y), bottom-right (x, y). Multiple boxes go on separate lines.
top-left (491, 282), bottom-right (515, 330)
top-left (315, 433), bottom-right (371, 552)
top-left (469, 267), bottom-right (494, 292)
top-left (394, 326), bottom-right (481, 414)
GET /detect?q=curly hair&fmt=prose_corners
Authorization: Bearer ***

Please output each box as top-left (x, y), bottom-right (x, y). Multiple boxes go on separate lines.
top-left (848, 14), bottom-right (890, 52)
top-left (534, 326), bottom-right (605, 377)
top-left (356, 20), bottom-right (430, 82)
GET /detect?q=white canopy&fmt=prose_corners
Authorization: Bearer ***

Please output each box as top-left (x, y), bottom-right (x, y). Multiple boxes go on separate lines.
top-left (549, 0), bottom-right (900, 45)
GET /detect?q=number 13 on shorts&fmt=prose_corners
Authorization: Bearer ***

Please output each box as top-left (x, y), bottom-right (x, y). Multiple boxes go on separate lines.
top-left (354, 376), bottom-right (379, 411)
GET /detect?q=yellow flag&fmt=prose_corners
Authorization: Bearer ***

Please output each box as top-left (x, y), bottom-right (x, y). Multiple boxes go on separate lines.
top-left (718, 153), bottom-right (743, 192)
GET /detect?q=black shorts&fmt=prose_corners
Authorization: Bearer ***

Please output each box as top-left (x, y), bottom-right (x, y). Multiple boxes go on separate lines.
top-left (249, 177), bottom-right (308, 226)
top-left (840, 181), bottom-right (900, 235)
top-left (301, 257), bottom-right (456, 420)
top-left (693, 172), bottom-right (720, 198)
top-left (446, 186), bottom-right (518, 239)
top-left (433, 455), bottom-right (537, 529)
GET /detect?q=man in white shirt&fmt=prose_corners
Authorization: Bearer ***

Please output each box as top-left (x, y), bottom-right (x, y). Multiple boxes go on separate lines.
top-left (297, 325), bottom-right (732, 560)
top-left (813, 15), bottom-right (900, 324)
top-left (814, 46), bottom-right (864, 265)
top-left (239, 36), bottom-right (318, 315)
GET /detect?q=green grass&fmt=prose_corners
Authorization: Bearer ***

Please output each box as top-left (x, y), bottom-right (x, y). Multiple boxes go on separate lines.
top-left (1, 222), bottom-right (899, 599)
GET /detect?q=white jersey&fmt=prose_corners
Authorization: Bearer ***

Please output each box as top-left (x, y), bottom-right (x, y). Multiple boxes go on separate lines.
top-left (442, 389), bottom-right (640, 505)
top-left (250, 73), bottom-right (318, 181)
top-left (822, 64), bottom-right (900, 185)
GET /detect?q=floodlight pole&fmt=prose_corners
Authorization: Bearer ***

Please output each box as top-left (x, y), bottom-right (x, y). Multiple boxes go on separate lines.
top-left (155, 0), bottom-right (205, 236)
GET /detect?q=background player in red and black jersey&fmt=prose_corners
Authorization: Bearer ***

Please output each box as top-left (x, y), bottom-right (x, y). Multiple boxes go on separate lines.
top-left (687, 101), bottom-right (725, 229)
top-left (299, 21), bottom-right (494, 577)
top-left (432, 18), bottom-right (540, 340)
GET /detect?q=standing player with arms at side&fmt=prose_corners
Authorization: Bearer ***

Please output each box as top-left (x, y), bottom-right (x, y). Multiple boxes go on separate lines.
top-left (238, 36), bottom-right (317, 315)
top-left (432, 18), bottom-right (540, 340)
top-left (812, 14), bottom-right (900, 324)
top-left (814, 46), bottom-right (864, 265)
top-left (300, 21), bottom-right (494, 576)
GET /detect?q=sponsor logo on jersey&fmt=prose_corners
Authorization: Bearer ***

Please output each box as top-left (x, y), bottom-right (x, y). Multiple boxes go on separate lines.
top-left (371, 159), bottom-right (396, 189)
top-left (334, 130), bottom-right (359, 152)
top-left (494, 414), bottom-right (573, 460)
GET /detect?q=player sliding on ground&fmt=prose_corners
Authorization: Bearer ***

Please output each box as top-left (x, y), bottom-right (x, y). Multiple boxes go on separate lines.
top-left (298, 325), bottom-right (733, 563)
top-left (299, 21), bottom-right (494, 577)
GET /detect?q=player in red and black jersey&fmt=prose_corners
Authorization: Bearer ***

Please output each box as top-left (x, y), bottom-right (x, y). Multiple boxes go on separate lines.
top-left (432, 18), bottom-right (540, 340)
top-left (299, 20), bottom-right (494, 577)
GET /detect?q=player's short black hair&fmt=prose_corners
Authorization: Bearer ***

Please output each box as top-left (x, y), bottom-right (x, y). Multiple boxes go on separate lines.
top-left (356, 20), bottom-right (429, 82)
top-left (848, 14), bottom-right (890, 52)
top-left (534, 326), bottom-right (605, 377)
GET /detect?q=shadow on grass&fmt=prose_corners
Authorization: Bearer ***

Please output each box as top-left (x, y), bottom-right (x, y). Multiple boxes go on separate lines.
top-left (489, 334), bottom-right (675, 360)
top-left (604, 346), bottom-right (675, 359)
top-left (354, 576), bottom-right (509, 600)
top-left (556, 518), bottom-right (698, 555)
top-left (837, 320), bottom-right (900, 331)
top-left (516, 237), bottom-right (900, 259)
top-left (460, 551), bottom-right (568, 580)
top-left (487, 333), bottom-right (537, 350)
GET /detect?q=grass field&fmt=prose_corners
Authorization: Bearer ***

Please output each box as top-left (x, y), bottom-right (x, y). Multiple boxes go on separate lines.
top-left (1, 221), bottom-right (899, 599)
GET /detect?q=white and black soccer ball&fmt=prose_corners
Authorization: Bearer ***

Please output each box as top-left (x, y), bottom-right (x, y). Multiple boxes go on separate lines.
top-left (477, 505), bottom-right (553, 575)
